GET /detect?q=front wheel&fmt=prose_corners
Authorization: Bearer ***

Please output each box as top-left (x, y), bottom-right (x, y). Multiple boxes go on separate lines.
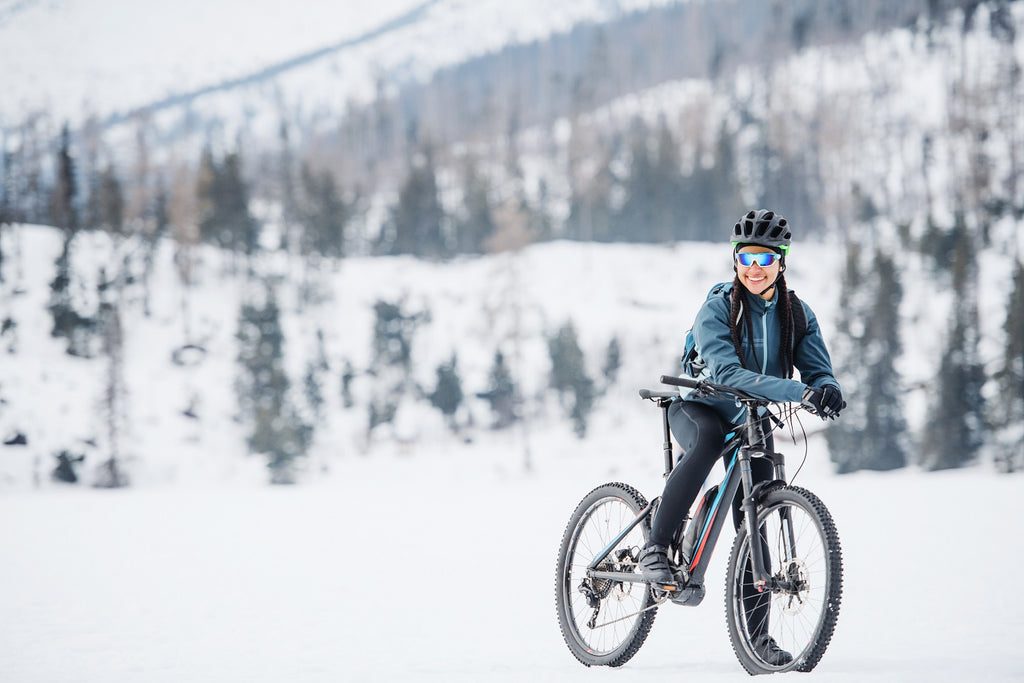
top-left (725, 485), bottom-right (843, 674)
top-left (555, 482), bottom-right (657, 667)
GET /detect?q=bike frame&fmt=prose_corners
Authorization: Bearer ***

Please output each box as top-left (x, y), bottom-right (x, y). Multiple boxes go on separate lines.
top-left (586, 382), bottom-right (798, 597)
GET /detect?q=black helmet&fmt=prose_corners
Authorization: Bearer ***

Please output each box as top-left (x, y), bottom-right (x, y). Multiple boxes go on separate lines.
top-left (731, 209), bottom-right (792, 254)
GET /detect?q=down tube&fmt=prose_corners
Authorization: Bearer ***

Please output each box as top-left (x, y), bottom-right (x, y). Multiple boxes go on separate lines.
top-left (686, 441), bottom-right (743, 585)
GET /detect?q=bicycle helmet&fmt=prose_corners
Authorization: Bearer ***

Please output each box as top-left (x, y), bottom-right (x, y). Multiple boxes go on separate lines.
top-left (731, 209), bottom-right (792, 254)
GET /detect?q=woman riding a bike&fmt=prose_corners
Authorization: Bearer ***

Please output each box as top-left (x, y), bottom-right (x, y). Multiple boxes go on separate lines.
top-left (638, 209), bottom-right (844, 665)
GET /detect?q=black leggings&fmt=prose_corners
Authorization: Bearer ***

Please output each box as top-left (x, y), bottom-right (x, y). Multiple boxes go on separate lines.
top-left (648, 400), bottom-right (775, 546)
top-left (650, 400), bottom-right (776, 635)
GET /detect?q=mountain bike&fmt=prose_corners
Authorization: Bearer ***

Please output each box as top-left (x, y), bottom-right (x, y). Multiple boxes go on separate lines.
top-left (554, 375), bottom-right (843, 674)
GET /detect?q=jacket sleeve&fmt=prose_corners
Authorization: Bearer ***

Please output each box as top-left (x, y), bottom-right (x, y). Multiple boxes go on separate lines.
top-left (793, 301), bottom-right (842, 392)
top-left (693, 295), bottom-right (806, 403)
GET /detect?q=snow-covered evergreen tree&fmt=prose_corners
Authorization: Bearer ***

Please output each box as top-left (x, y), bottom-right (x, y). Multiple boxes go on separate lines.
top-left (921, 222), bottom-right (986, 470)
top-left (236, 283), bottom-right (311, 483)
top-left (827, 245), bottom-right (909, 473)
top-left (548, 320), bottom-right (596, 438)
top-left (428, 352), bottom-right (463, 431)
top-left (993, 258), bottom-right (1024, 472)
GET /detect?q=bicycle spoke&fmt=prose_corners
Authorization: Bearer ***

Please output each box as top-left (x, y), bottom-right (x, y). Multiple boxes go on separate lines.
top-left (726, 487), bottom-right (842, 674)
top-left (557, 484), bottom-right (658, 666)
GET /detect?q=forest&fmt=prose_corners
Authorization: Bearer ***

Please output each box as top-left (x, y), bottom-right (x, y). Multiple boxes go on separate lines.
top-left (0, 0), bottom-right (1022, 483)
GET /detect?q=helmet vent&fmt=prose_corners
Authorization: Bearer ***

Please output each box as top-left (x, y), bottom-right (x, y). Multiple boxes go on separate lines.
top-left (729, 208), bottom-right (792, 251)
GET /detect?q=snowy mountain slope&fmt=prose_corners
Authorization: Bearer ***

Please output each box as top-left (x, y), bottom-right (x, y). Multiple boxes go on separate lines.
top-left (0, 222), bottom-right (849, 490)
top-left (0, 0), bottom-right (681, 129)
top-left (0, 217), bottom-right (1017, 492)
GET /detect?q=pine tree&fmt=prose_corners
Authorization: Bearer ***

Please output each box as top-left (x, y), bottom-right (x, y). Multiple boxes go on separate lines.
top-left (97, 164), bottom-right (125, 235)
top-left (617, 121), bottom-right (658, 242)
top-left (428, 353), bottom-right (463, 431)
top-left (341, 359), bottom-right (356, 409)
top-left (94, 300), bottom-right (128, 488)
top-left (921, 223), bottom-right (986, 470)
top-left (50, 123), bottom-right (78, 235)
top-left (922, 316), bottom-right (987, 470)
top-left (299, 163), bottom-right (347, 258)
top-left (994, 259), bottom-right (1024, 472)
top-left (0, 153), bottom-right (9, 283)
top-left (827, 247), bottom-right (909, 473)
top-left (221, 152), bottom-right (259, 255)
top-left (236, 285), bottom-right (311, 484)
top-left (197, 147), bottom-right (258, 255)
top-left (47, 238), bottom-right (97, 357)
top-left (454, 159), bottom-right (495, 254)
top-left (548, 320), bottom-right (596, 438)
top-left (566, 146), bottom-right (616, 242)
top-left (304, 361), bottom-right (325, 425)
top-left (384, 148), bottom-right (447, 258)
top-left (478, 350), bottom-right (517, 429)
top-left (196, 147), bottom-right (219, 245)
top-left (601, 336), bottom-right (622, 391)
top-left (366, 300), bottom-right (424, 437)
top-left (371, 300), bottom-right (420, 371)
top-left (569, 373), bottom-right (596, 438)
top-left (277, 122), bottom-right (300, 252)
top-left (139, 177), bottom-right (169, 317)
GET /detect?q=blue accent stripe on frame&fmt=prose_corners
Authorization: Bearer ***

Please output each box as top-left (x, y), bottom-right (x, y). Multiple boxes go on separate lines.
top-left (698, 447), bottom-right (738, 544)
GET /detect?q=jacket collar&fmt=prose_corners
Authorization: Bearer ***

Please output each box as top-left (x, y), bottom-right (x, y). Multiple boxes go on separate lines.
top-left (745, 287), bottom-right (778, 314)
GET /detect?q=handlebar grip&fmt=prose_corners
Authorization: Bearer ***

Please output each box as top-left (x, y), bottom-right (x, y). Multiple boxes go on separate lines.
top-left (660, 374), bottom-right (699, 389)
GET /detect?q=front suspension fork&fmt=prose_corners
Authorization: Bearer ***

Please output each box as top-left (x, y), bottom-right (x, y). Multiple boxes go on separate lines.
top-left (738, 446), bottom-right (772, 591)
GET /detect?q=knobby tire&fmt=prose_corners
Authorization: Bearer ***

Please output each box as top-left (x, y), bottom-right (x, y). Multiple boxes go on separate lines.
top-left (555, 482), bottom-right (658, 667)
top-left (724, 485), bottom-right (843, 675)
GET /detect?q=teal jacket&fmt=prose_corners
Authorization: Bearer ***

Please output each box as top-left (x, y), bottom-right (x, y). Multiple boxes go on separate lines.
top-left (684, 282), bottom-right (840, 424)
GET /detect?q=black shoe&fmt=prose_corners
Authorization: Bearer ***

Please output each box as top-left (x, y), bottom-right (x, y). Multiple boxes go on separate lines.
top-left (638, 543), bottom-right (679, 590)
top-left (751, 633), bottom-right (793, 666)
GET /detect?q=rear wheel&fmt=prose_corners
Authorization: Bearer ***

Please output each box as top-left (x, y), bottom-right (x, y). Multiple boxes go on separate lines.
top-left (725, 485), bottom-right (843, 674)
top-left (555, 482), bottom-right (657, 667)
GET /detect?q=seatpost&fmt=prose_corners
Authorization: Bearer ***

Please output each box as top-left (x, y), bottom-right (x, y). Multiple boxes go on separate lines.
top-left (660, 398), bottom-right (674, 477)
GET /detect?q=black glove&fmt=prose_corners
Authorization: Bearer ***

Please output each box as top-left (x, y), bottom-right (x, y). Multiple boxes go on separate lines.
top-left (802, 385), bottom-right (845, 420)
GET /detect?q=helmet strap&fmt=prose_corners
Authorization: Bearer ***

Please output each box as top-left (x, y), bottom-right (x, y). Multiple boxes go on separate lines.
top-left (757, 258), bottom-right (786, 296)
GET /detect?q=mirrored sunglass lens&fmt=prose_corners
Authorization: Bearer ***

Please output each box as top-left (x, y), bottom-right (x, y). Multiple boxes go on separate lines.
top-left (736, 253), bottom-right (777, 267)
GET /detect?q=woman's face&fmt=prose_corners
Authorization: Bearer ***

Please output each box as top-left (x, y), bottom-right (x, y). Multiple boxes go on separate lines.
top-left (735, 245), bottom-right (782, 300)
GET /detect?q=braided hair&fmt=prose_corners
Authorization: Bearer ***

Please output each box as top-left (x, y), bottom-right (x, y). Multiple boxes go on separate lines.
top-left (728, 273), bottom-right (796, 378)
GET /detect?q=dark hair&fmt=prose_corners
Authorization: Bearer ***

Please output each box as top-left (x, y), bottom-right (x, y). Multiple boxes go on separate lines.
top-left (729, 274), bottom-right (796, 378)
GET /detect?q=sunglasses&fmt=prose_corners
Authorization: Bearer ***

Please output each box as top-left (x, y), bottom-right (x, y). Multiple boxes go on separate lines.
top-left (735, 252), bottom-right (782, 268)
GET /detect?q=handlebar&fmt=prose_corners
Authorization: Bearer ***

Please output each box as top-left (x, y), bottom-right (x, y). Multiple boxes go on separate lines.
top-left (659, 375), bottom-right (699, 390)
top-left (657, 374), bottom-right (768, 406)
top-left (653, 375), bottom-right (841, 423)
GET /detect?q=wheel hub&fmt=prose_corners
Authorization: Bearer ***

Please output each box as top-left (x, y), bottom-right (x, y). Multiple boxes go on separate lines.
top-left (775, 558), bottom-right (810, 615)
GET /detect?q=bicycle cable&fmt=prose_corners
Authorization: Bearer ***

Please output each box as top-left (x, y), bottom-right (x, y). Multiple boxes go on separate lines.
top-left (789, 405), bottom-right (810, 483)
top-left (772, 403), bottom-right (810, 484)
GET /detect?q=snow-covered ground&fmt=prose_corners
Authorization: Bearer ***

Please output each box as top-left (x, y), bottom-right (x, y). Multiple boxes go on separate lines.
top-left (2, 441), bottom-right (1023, 682)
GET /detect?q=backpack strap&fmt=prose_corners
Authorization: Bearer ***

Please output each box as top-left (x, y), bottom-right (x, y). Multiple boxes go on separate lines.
top-left (789, 290), bottom-right (808, 347)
